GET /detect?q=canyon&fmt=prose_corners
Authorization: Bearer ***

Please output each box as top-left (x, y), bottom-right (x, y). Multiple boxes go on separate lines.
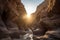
top-left (0, 0), bottom-right (60, 40)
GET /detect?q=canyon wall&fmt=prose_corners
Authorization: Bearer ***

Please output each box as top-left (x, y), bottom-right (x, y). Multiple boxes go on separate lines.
top-left (0, 0), bottom-right (27, 40)
top-left (0, 0), bottom-right (60, 40)
top-left (32, 0), bottom-right (60, 40)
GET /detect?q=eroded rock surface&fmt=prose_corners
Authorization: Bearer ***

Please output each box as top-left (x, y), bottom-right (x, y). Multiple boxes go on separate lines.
top-left (0, 0), bottom-right (60, 40)
top-left (0, 0), bottom-right (27, 40)
top-left (32, 0), bottom-right (60, 40)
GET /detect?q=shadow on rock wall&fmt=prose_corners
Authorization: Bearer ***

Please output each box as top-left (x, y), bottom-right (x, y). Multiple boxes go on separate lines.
top-left (31, 0), bottom-right (60, 40)
top-left (0, 0), bottom-right (27, 40)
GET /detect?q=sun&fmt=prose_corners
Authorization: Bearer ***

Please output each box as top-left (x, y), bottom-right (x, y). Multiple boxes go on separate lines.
top-left (26, 14), bottom-right (31, 18)
top-left (23, 13), bottom-right (34, 24)
top-left (23, 13), bottom-right (31, 19)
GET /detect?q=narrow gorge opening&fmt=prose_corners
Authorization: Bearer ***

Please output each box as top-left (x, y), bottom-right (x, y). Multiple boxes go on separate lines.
top-left (21, 0), bottom-right (44, 17)
top-left (20, 0), bottom-right (45, 40)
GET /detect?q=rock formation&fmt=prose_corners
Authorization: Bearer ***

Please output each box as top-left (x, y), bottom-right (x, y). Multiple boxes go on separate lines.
top-left (31, 0), bottom-right (60, 40)
top-left (0, 0), bottom-right (60, 40)
top-left (0, 0), bottom-right (27, 40)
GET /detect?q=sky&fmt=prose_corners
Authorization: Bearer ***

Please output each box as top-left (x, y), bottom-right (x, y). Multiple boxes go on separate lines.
top-left (21, 0), bottom-right (44, 15)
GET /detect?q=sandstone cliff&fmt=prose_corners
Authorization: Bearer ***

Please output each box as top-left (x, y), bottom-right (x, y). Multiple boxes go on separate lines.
top-left (32, 0), bottom-right (60, 40)
top-left (0, 0), bottom-right (27, 40)
top-left (0, 0), bottom-right (60, 40)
